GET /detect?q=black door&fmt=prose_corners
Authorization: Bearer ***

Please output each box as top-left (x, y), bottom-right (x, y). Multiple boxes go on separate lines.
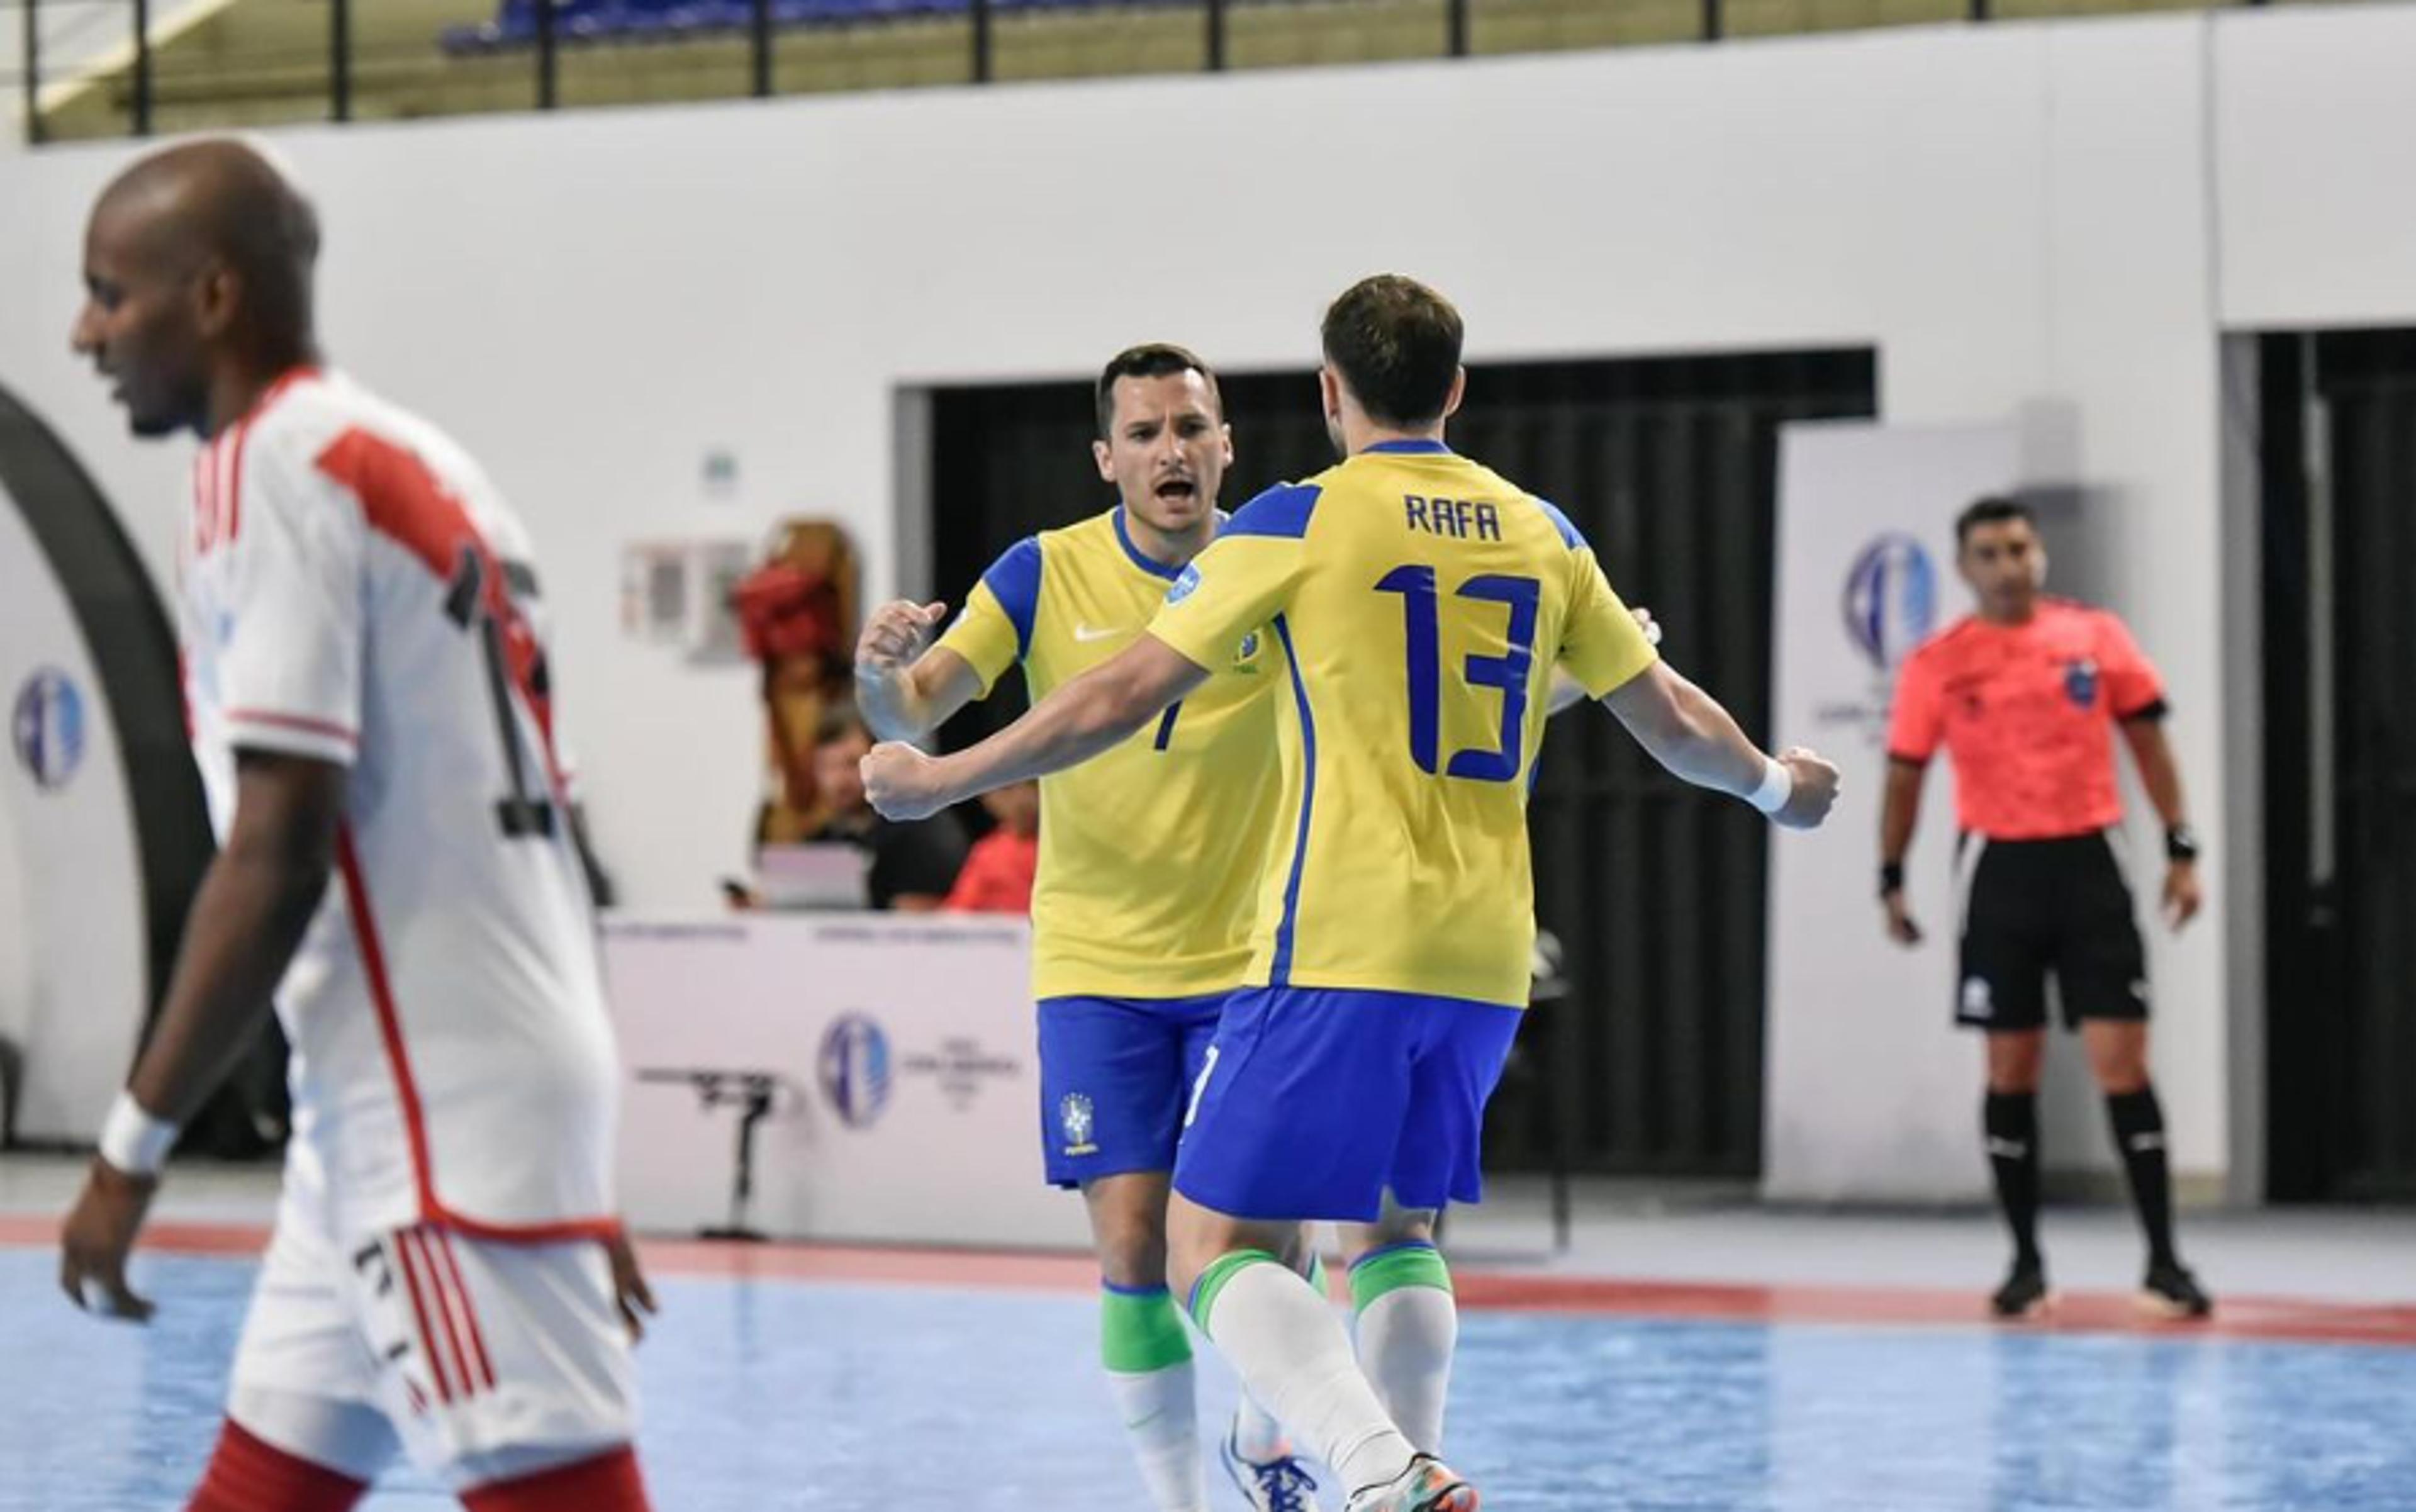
top-left (2264, 329), bottom-right (2416, 1202)
top-left (927, 349), bottom-right (1876, 1178)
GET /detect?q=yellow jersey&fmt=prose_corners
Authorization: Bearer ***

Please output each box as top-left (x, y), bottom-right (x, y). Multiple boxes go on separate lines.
top-left (1148, 440), bottom-right (1660, 1008)
top-left (937, 508), bottom-right (1282, 1001)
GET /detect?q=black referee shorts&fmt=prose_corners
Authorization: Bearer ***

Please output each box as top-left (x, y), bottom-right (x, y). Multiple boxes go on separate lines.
top-left (1954, 830), bottom-right (2149, 1033)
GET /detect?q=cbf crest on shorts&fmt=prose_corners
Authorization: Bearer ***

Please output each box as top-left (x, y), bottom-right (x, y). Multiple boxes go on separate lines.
top-left (1060, 1093), bottom-right (1099, 1156)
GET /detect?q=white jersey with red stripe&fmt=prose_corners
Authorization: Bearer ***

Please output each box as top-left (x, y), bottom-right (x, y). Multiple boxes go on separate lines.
top-left (177, 368), bottom-right (619, 1243)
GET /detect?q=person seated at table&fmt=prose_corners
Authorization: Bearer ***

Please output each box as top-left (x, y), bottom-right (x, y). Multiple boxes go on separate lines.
top-left (782, 702), bottom-right (967, 911)
top-left (946, 781), bottom-right (1039, 915)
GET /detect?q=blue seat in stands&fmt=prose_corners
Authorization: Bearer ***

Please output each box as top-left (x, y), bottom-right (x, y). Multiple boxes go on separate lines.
top-left (440, 0), bottom-right (1141, 54)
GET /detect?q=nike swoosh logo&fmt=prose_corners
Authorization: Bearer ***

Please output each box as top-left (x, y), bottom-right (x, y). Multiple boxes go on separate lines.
top-left (1123, 1411), bottom-right (1166, 1430)
top-left (1073, 624), bottom-right (1127, 644)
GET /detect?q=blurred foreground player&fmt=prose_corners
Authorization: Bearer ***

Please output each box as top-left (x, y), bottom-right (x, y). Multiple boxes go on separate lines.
top-left (864, 276), bottom-right (1840, 1512)
top-left (1880, 496), bottom-right (2210, 1321)
top-left (58, 140), bottom-right (656, 1511)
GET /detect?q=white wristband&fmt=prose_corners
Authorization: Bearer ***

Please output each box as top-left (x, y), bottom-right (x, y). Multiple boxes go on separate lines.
top-left (1747, 756), bottom-right (1793, 816)
top-left (98, 1091), bottom-right (177, 1177)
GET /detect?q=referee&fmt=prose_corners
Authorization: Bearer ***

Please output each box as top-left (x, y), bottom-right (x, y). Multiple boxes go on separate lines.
top-left (1879, 497), bottom-right (2210, 1321)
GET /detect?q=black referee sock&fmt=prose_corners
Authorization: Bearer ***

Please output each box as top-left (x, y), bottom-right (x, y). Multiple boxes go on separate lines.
top-left (1983, 1092), bottom-right (2042, 1270)
top-left (2107, 1085), bottom-right (2180, 1271)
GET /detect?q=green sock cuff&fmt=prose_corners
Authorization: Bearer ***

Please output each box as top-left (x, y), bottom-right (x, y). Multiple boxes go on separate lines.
top-left (1100, 1285), bottom-right (1194, 1375)
top-left (1187, 1249), bottom-right (1281, 1335)
top-left (1349, 1242), bottom-right (1453, 1311)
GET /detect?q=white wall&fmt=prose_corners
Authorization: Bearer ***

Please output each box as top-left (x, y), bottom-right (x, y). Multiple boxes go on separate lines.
top-left (2215, 5), bottom-right (2416, 330)
top-left (11, 5), bottom-right (2416, 1180)
top-left (0, 484), bottom-right (152, 1141)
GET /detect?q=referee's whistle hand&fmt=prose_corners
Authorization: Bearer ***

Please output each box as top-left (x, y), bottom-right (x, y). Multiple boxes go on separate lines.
top-left (2162, 862), bottom-right (2203, 932)
top-left (1882, 895), bottom-right (1924, 947)
top-left (1770, 748), bottom-right (1840, 831)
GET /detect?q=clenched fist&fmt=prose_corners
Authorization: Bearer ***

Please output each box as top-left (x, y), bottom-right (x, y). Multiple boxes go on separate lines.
top-left (1772, 746), bottom-right (1842, 831)
top-left (856, 599), bottom-right (948, 676)
top-left (862, 741), bottom-right (951, 822)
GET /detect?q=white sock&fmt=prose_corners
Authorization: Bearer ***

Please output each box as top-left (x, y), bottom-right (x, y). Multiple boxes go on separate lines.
top-left (1355, 1285), bottom-right (1458, 1453)
top-left (1104, 1362), bottom-right (1209, 1512)
top-left (1231, 1253), bottom-right (1326, 1462)
top-left (1199, 1257), bottom-right (1416, 1494)
top-left (1232, 1387), bottom-right (1290, 1464)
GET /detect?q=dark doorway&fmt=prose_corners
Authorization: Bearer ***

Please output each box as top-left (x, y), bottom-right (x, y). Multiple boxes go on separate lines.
top-left (926, 349), bottom-right (1877, 1177)
top-left (2261, 329), bottom-right (2416, 1202)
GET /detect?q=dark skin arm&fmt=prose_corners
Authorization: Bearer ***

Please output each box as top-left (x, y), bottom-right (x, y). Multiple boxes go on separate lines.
top-left (2119, 715), bottom-right (2201, 930)
top-left (61, 749), bottom-right (344, 1321)
top-left (1879, 757), bottom-right (1927, 944)
top-left (57, 751), bottom-right (662, 1335)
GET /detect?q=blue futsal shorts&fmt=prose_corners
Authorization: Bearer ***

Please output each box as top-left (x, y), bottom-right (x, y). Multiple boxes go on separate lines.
top-left (1172, 985), bottom-right (1524, 1223)
top-left (1036, 993), bottom-right (1226, 1189)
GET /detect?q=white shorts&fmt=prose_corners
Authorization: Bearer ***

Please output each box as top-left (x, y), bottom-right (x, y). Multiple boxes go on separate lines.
top-left (227, 1161), bottom-right (637, 1491)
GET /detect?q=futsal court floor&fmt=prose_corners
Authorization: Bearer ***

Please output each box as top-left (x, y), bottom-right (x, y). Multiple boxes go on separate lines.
top-left (4, 1158), bottom-right (2413, 1511)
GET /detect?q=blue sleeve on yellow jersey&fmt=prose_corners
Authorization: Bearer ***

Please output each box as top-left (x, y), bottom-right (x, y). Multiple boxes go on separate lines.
top-left (982, 537), bottom-right (1044, 658)
top-left (1221, 481), bottom-right (1323, 540)
top-left (1533, 497), bottom-right (1586, 550)
top-left (1151, 486), bottom-right (1314, 672)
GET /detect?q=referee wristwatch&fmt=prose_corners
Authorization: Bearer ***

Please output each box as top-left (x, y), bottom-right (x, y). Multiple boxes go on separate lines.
top-left (2165, 824), bottom-right (2201, 864)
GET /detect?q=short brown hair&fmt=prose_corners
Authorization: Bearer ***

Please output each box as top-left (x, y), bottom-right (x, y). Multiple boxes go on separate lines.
top-left (1095, 344), bottom-right (1222, 439)
top-left (1321, 275), bottom-right (1464, 429)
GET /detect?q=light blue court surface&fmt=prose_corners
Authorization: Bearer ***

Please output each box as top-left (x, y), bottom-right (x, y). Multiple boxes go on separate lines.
top-left (4, 1248), bottom-right (2415, 1511)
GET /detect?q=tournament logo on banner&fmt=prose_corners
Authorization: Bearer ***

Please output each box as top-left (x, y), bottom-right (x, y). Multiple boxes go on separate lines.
top-left (818, 1013), bottom-right (893, 1129)
top-left (1842, 534), bottom-right (1938, 671)
top-left (11, 668), bottom-right (86, 790)
top-left (1815, 534), bottom-right (1940, 747)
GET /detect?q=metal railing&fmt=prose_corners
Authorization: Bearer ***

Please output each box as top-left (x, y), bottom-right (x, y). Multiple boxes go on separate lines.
top-left (5, 0), bottom-right (2277, 147)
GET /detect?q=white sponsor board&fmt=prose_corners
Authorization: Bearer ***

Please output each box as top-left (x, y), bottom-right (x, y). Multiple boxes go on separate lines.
top-left (1762, 421), bottom-right (2021, 1203)
top-left (608, 913), bottom-right (1090, 1248)
top-left (0, 484), bottom-right (148, 1143)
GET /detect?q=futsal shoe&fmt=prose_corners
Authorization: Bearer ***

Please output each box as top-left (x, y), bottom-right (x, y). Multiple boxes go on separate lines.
top-left (1221, 1424), bottom-right (1324, 1512)
top-left (2139, 1262), bottom-right (2214, 1319)
top-left (1342, 1455), bottom-right (1477, 1512)
top-left (1989, 1260), bottom-right (2052, 1320)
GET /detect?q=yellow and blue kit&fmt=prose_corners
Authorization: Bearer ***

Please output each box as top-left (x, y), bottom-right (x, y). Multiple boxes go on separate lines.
top-left (936, 506), bottom-right (1282, 1187)
top-left (1145, 439), bottom-right (1659, 1219)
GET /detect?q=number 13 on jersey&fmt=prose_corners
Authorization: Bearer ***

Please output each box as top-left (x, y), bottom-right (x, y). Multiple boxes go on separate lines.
top-left (1375, 566), bottom-right (1541, 784)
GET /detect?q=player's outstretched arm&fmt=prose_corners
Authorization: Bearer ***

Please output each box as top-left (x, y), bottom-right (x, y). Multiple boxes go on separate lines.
top-left (60, 749), bottom-right (345, 1322)
top-left (854, 599), bottom-right (986, 743)
top-left (861, 635), bottom-right (1209, 822)
top-left (1602, 661), bottom-right (1839, 829)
